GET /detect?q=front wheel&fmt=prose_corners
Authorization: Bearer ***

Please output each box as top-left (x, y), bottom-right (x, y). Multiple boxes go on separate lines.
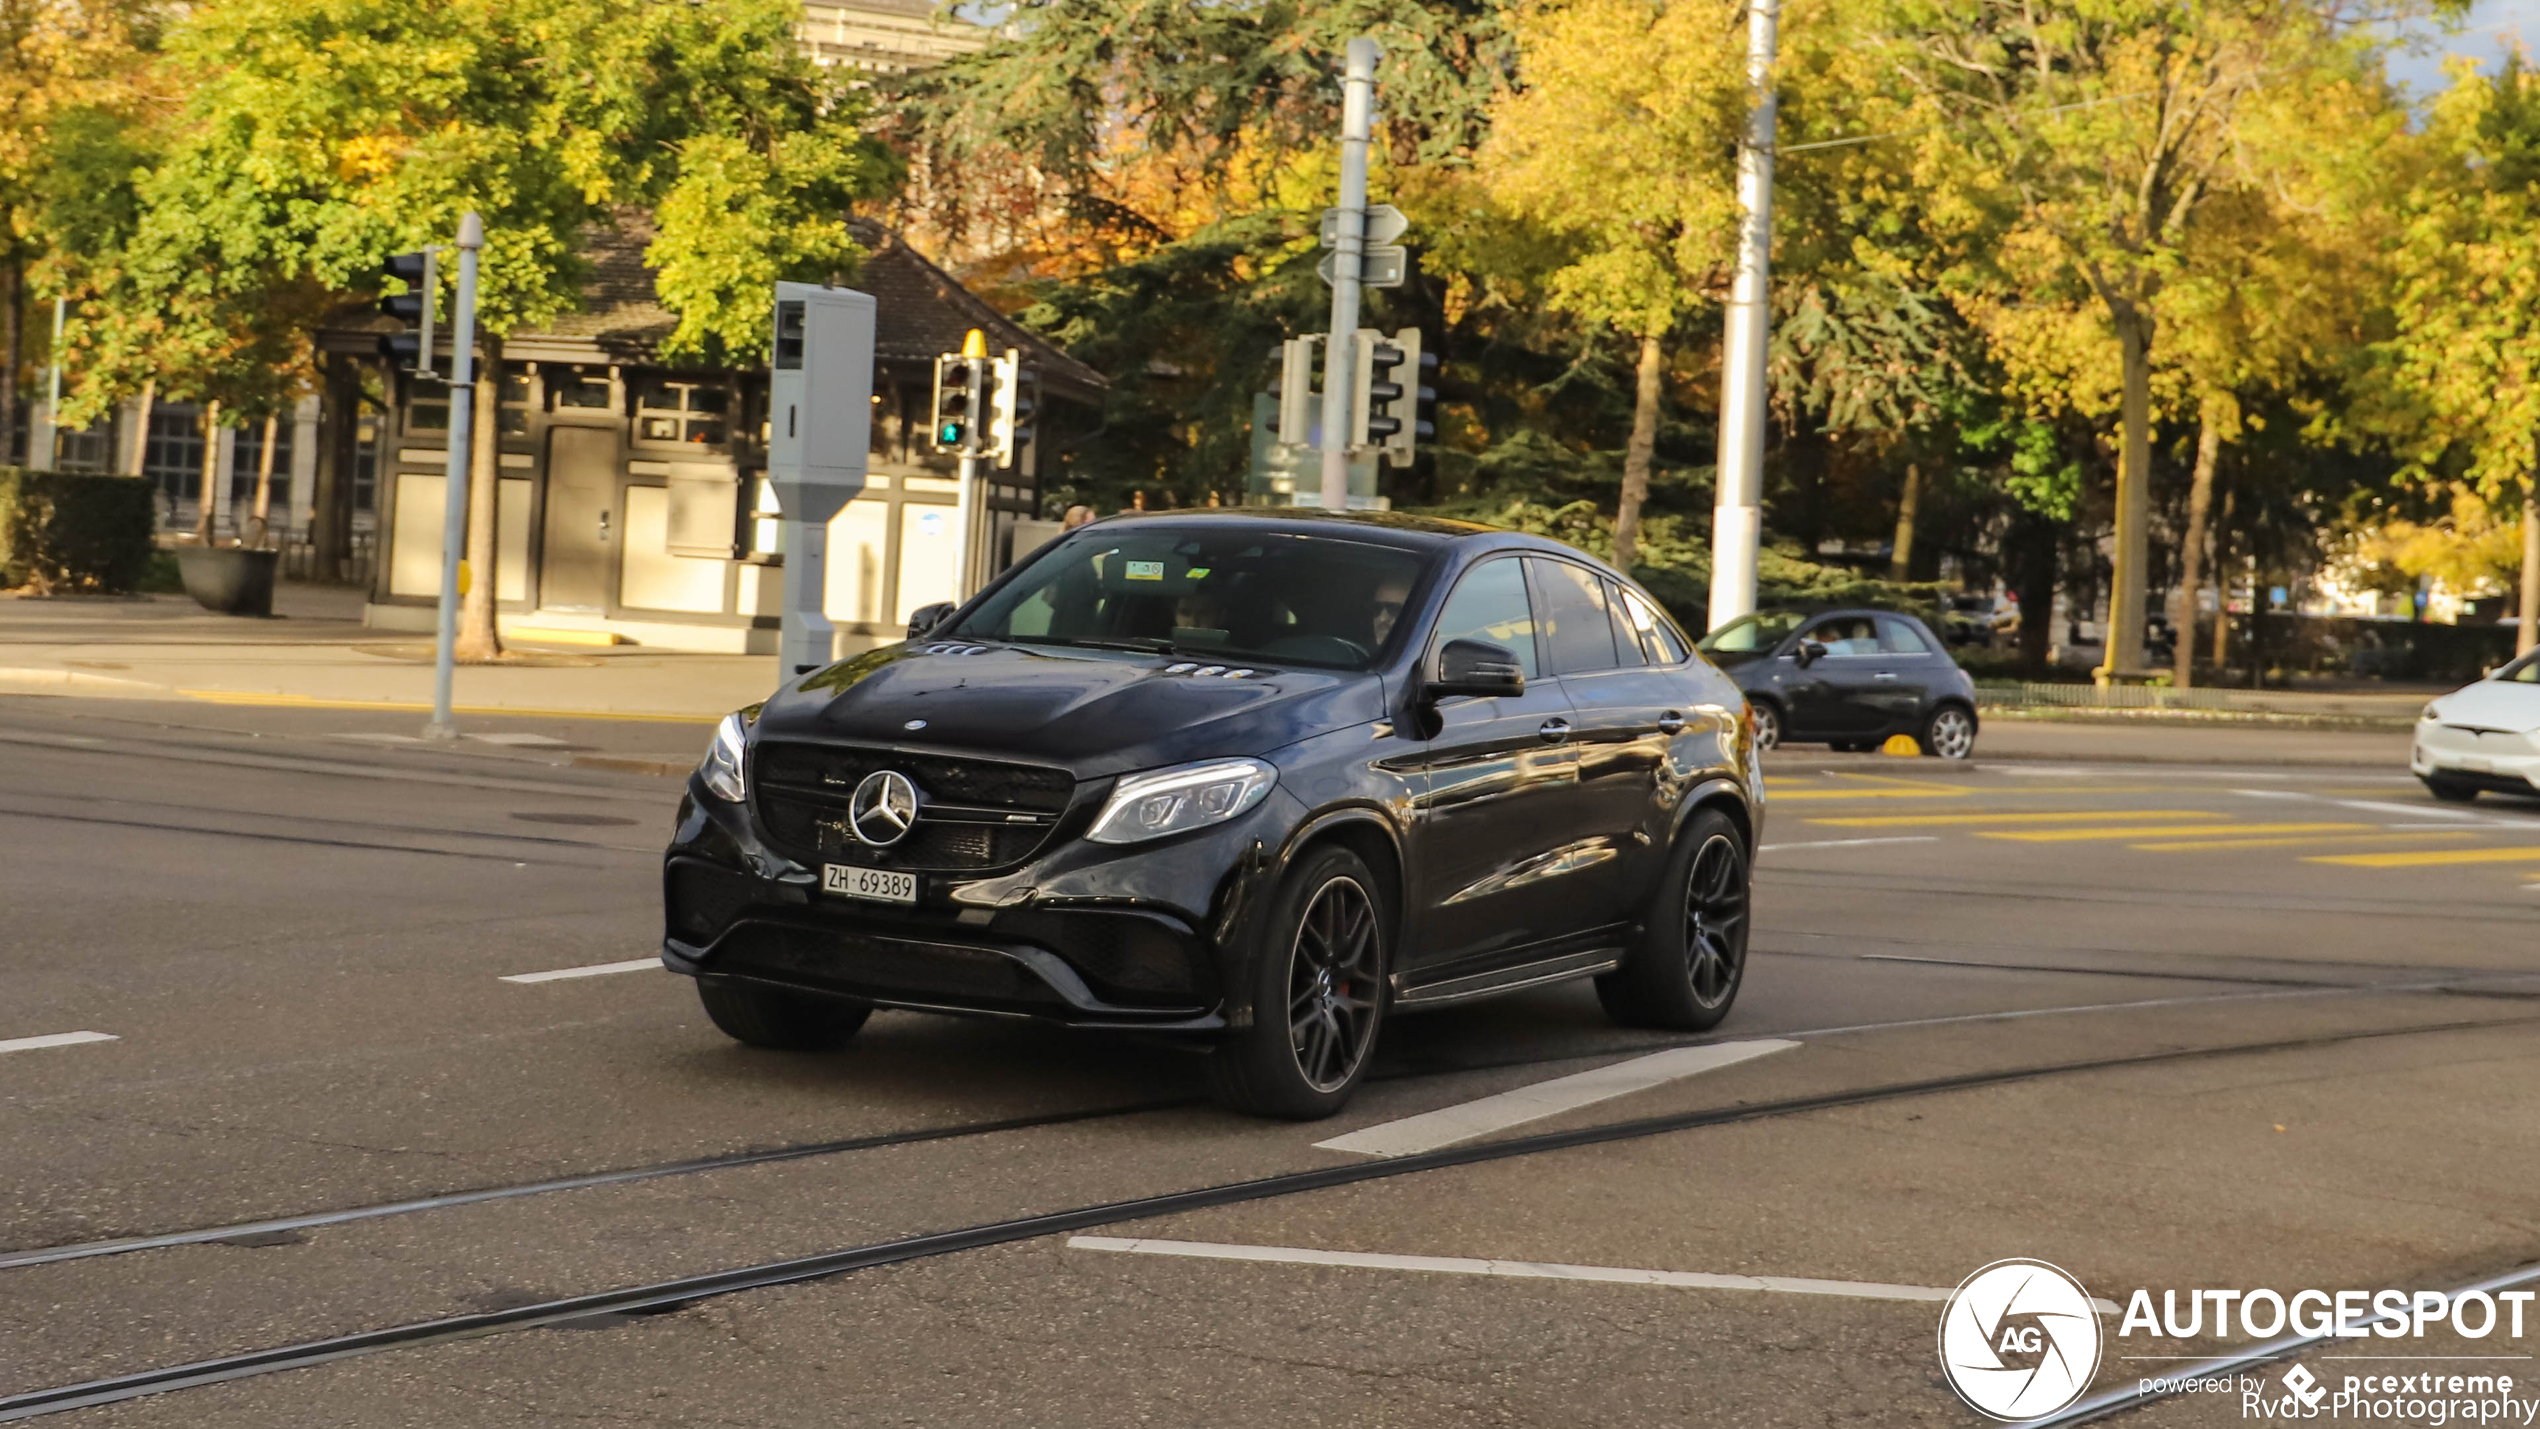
top-left (1918, 704), bottom-right (1977, 760)
top-left (1749, 699), bottom-right (1783, 752)
top-left (1596, 808), bottom-right (1751, 1031)
top-left (2423, 774), bottom-right (2481, 803)
top-left (1209, 846), bottom-right (1389, 1120)
top-left (696, 980), bottom-right (871, 1051)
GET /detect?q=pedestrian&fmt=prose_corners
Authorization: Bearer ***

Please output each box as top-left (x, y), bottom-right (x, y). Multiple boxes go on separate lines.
top-left (1062, 505), bottom-right (1095, 530)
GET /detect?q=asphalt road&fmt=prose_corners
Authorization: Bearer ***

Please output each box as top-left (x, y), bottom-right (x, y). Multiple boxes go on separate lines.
top-left (2, 691), bottom-right (2536, 1427)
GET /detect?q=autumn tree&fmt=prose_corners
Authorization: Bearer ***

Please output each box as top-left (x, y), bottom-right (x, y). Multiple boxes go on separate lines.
top-left (68, 0), bottom-right (890, 654)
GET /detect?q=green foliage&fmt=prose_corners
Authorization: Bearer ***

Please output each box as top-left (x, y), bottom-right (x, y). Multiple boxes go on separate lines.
top-left (0, 469), bottom-right (156, 594)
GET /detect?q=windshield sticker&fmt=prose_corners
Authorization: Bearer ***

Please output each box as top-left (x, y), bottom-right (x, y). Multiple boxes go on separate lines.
top-left (1125, 560), bottom-right (1166, 580)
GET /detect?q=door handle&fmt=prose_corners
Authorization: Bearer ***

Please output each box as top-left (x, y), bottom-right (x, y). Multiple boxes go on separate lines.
top-left (1537, 717), bottom-right (1571, 743)
top-left (1657, 712), bottom-right (1686, 734)
top-left (1873, 672), bottom-right (1898, 680)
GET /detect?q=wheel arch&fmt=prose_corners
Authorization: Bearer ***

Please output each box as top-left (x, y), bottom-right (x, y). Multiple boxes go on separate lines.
top-left (1672, 775), bottom-right (1756, 857)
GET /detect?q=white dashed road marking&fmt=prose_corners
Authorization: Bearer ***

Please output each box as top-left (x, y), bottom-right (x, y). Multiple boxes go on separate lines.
top-left (499, 958), bottom-right (662, 984)
top-left (0, 1031), bottom-right (117, 1055)
top-left (1315, 1039), bottom-right (1799, 1158)
top-left (1758, 835), bottom-right (1940, 853)
top-left (1066, 1237), bottom-right (2125, 1311)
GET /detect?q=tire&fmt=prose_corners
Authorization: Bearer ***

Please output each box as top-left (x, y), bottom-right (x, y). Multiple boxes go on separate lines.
top-left (1749, 699), bottom-right (1783, 752)
top-left (696, 979), bottom-right (872, 1051)
top-left (1917, 703), bottom-right (1977, 760)
top-left (1830, 739), bottom-right (1871, 753)
top-left (1209, 845), bottom-right (1389, 1120)
top-left (2423, 774), bottom-right (2481, 804)
top-left (1596, 808), bottom-right (1751, 1031)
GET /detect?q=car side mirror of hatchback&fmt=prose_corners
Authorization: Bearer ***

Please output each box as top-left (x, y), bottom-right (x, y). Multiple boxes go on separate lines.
top-left (1793, 639), bottom-right (1826, 668)
top-left (1429, 638), bottom-right (1526, 699)
top-left (906, 602), bottom-right (956, 642)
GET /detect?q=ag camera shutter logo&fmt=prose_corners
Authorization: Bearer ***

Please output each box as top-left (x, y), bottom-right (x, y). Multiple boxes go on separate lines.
top-left (1939, 1259), bottom-right (2104, 1420)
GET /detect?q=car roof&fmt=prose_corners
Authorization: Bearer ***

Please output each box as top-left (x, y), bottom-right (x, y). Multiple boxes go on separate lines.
top-left (1077, 506), bottom-right (1516, 552)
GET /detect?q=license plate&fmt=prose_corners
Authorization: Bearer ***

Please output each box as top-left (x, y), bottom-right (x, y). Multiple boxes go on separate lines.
top-left (822, 864), bottom-right (917, 905)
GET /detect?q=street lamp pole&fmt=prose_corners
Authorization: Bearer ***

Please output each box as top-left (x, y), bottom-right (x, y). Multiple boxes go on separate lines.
top-left (1317, 37), bottom-right (1379, 512)
top-left (1708, 0), bottom-right (1779, 631)
top-left (425, 213), bottom-right (482, 741)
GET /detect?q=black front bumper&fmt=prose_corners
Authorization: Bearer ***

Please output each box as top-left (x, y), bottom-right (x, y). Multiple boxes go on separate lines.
top-left (660, 780), bottom-right (1288, 1033)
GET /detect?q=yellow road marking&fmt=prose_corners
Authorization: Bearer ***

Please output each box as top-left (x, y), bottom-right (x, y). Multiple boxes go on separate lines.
top-left (1981, 822), bottom-right (2368, 843)
top-left (2307, 846), bottom-right (2540, 869)
top-left (1769, 784), bottom-right (2166, 802)
top-left (2130, 832), bottom-right (2475, 853)
top-left (1808, 810), bottom-right (2217, 828)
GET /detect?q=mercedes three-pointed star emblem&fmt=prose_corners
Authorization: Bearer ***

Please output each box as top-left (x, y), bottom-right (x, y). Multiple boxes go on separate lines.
top-left (847, 770), bottom-right (920, 847)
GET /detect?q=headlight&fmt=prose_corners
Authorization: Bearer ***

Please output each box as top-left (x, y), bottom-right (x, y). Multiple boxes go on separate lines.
top-left (2421, 702), bottom-right (2443, 724)
top-left (1086, 759), bottom-right (1277, 845)
top-left (698, 712), bottom-right (748, 802)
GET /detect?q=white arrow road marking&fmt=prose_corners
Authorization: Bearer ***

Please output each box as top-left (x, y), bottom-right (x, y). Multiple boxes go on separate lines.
top-left (499, 958), bottom-right (661, 984)
top-left (0, 1031), bottom-right (117, 1055)
top-left (1315, 1039), bottom-right (1799, 1158)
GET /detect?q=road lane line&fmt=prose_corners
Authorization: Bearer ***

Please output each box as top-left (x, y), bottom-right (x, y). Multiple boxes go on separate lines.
top-left (0, 1031), bottom-right (116, 1056)
top-left (499, 958), bottom-right (661, 984)
top-left (2308, 846), bottom-right (2540, 869)
top-left (1315, 1040), bottom-right (1798, 1158)
top-left (2129, 832), bottom-right (2475, 853)
top-left (1065, 1237), bottom-right (2124, 1311)
top-left (1757, 836), bottom-right (1939, 852)
top-left (1806, 809), bottom-right (2214, 828)
top-left (2333, 799), bottom-right (2484, 820)
top-left (1980, 821), bottom-right (2365, 843)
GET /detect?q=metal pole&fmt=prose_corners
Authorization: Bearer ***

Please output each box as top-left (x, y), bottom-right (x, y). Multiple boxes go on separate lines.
top-left (1708, 0), bottom-right (1778, 631)
top-left (1317, 37), bottom-right (1379, 512)
top-left (425, 213), bottom-right (482, 741)
top-left (953, 329), bottom-right (987, 595)
top-left (41, 297), bottom-right (63, 471)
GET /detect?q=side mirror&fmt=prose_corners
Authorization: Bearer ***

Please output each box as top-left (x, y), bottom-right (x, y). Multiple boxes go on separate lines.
top-left (906, 601), bottom-right (956, 642)
top-left (1793, 639), bottom-right (1826, 668)
top-left (1428, 638), bottom-right (1526, 699)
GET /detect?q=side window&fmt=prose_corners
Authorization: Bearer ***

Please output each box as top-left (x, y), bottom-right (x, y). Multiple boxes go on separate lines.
top-left (2501, 654), bottom-right (2538, 683)
top-left (1805, 615), bottom-right (1881, 657)
top-left (1529, 559), bottom-right (1623, 674)
top-left (1599, 579), bottom-right (1648, 666)
top-left (1878, 615), bottom-right (1938, 656)
top-left (1432, 558), bottom-right (1539, 680)
top-left (1617, 587), bottom-right (1690, 664)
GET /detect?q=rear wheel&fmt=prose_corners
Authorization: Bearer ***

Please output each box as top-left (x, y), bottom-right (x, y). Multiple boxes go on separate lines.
top-left (696, 980), bottom-right (871, 1051)
top-left (2423, 774), bottom-right (2481, 804)
top-left (1918, 704), bottom-right (1977, 760)
top-left (1209, 846), bottom-right (1388, 1120)
top-left (1596, 809), bottom-right (1750, 1031)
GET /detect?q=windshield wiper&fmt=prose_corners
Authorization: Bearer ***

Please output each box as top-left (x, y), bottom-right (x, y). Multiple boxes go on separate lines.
top-left (1011, 636), bottom-right (1176, 655)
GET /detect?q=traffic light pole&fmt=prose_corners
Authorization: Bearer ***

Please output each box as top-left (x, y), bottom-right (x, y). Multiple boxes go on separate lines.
top-left (1316, 37), bottom-right (1378, 512)
top-left (952, 330), bottom-right (987, 596)
top-left (425, 213), bottom-right (482, 741)
top-left (1708, 0), bottom-right (1777, 631)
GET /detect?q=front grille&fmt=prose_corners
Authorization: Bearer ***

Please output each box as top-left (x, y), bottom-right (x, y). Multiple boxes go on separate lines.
top-left (751, 741), bottom-right (1075, 873)
top-left (710, 921), bottom-right (1061, 1007)
top-left (665, 858), bottom-right (759, 942)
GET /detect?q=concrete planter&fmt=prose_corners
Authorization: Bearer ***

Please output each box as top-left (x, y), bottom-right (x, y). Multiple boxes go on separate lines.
top-left (175, 546), bottom-right (279, 616)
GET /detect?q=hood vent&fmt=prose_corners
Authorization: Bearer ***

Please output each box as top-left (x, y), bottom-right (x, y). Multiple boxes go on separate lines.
top-left (921, 643), bottom-right (992, 656)
top-left (1162, 663), bottom-right (1264, 679)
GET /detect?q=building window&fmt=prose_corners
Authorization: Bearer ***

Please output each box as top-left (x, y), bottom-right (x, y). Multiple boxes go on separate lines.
top-left (55, 420), bottom-right (115, 473)
top-left (634, 379), bottom-right (729, 446)
top-left (551, 366), bottom-right (612, 410)
top-left (231, 419), bottom-right (296, 513)
top-left (499, 370), bottom-right (532, 435)
top-left (353, 413), bottom-right (379, 513)
top-left (145, 406), bottom-right (206, 506)
top-left (406, 376), bottom-right (449, 433)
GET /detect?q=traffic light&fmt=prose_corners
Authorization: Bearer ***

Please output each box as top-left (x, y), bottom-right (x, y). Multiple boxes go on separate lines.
top-left (377, 249), bottom-right (437, 375)
top-left (985, 351), bottom-right (1036, 469)
top-left (931, 352), bottom-right (984, 454)
top-left (1388, 326), bottom-right (1439, 469)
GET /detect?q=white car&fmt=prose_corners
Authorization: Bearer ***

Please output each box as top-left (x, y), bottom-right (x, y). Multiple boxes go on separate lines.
top-left (2412, 651), bottom-right (2540, 801)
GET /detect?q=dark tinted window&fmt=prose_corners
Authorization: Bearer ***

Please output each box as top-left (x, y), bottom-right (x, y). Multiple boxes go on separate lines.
top-left (1599, 579), bottom-right (1648, 666)
top-left (2500, 653), bottom-right (2538, 683)
top-left (950, 527), bottom-right (1426, 670)
top-left (1432, 558), bottom-right (1539, 679)
top-left (1879, 615), bottom-right (1938, 655)
top-left (1618, 587), bottom-right (1690, 663)
top-left (1698, 609), bottom-right (1807, 653)
top-left (1531, 558), bottom-right (1622, 674)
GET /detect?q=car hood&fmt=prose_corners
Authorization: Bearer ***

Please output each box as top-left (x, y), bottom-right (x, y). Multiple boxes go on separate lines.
top-left (2430, 679), bottom-right (2540, 733)
top-left (751, 642), bottom-right (1387, 779)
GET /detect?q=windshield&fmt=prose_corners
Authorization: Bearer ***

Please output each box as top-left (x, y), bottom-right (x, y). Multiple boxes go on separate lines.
top-left (1697, 609), bottom-right (1809, 654)
top-left (947, 526), bottom-right (1428, 670)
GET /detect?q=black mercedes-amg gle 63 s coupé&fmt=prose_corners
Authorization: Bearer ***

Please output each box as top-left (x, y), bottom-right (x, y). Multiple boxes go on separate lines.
top-left (662, 510), bottom-right (1762, 1118)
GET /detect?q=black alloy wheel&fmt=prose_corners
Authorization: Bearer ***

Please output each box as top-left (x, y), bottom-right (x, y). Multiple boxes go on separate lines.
top-left (1919, 704), bottom-right (1977, 760)
top-left (1597, 808), bottom-right (1751, 1031)
top-left (696, 980), bottom-right (872, 1051)
top-left (1210, 845), bottom-right (1389, 1119)
top-left (1749, 700), bottom-right (1782, 752)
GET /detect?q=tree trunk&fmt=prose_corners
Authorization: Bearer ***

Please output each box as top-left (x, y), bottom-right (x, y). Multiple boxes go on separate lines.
top-left (2103, 304), bottom-right (2154, 683)
top-left (311, 354), bottom-right (359, 584)
top-left (246, 412), bottom-right (278, 548)
top-left (192, 401), bottom-right (221, 545)
top-left (2173, 403), bottom-right (2222, 689)
top-left (2, 254), bottom-right (20, 466)
top-left (1613, 328), bottom-right (1664, 574)
top-left (455, 336), bottom-right (504, 661)
top-left (2211, 486), bottom-right (2234, 673)
top-left (1889, 462), bottom-right (1922, 582)
top-left (2520, 482), bottom-right (2539, 659)
top-left (2013, 512), bottom-right (2057, 669)
top-left (126, 379), bottom-right (154, 478)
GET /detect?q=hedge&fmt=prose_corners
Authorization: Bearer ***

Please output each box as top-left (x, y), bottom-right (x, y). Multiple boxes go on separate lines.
top-left (0, 468), bottom-right (158, 595)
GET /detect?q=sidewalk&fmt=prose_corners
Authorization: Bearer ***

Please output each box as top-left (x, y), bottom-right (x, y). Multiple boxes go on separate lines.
top-left (0, 586), bottom-right (775, 722)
